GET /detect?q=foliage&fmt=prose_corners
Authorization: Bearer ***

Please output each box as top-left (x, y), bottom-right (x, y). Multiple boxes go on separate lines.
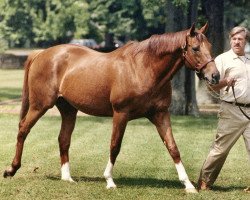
top-left (0, 0), bottom-right (90, 47)
top-left (0, 36), bottom-right (8, 53)
top-left (0, 0), bottom-right (34, 47)
top-left (88, 0), bottom-right (150, 41)
top-left (32, 0), bottom-right (90, 45)
top-left (224, 0), bottom-right (250, 30)
top-left (0, 0), bottom-right (249, 48)
top-left (88, 0), bottom-right (135, 40)
top-left (141, 0), bottom-right (166, 35)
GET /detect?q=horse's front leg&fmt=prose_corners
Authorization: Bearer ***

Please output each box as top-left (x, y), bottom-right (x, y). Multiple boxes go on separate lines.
top-left (104, 111), bottom-right (128, 189)
top-left (149, 111), bottom-right (197, 193)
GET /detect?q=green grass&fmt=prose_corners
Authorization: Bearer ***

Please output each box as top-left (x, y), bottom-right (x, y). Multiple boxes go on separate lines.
top-left (0, 114), bottom-right (249, 200)
top-left (0, 69), bottom-right (24, 101)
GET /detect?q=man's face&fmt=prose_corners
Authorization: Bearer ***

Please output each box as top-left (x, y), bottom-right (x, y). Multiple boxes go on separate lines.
top-left (230, 31), bottom-right (247, 56)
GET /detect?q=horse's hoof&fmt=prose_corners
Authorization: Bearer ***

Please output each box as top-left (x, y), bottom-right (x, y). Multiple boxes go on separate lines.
top-left (61, 177), bottom-right (76, 183)
top-left (106, 184), bottom-right (117, 189)
top-left (3, 170), bottom-right (14, 178)
top-left (185, 188), bottom-right (198, 193)
top-left (106, 186), bottom-right (117, 189)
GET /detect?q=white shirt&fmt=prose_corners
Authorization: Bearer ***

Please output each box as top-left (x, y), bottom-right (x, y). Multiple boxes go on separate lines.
top-left (215, 49), bottom-right (250, 103)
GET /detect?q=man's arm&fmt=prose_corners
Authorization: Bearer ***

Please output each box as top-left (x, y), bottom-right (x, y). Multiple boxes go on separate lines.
top-left (208, 78), bottom-right (236, 92)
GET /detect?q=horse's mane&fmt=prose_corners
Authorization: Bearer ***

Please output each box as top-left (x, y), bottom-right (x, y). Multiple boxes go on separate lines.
top-left (148, 30), bottom-right (188, 55)
top-left (117, 30), bottom-right (188, 57)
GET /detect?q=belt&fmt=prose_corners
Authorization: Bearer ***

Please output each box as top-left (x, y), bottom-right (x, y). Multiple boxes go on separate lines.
top-left (223, 100), bottom-right (250, 108)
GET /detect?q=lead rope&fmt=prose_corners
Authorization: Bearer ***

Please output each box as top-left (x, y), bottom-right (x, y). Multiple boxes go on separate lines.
top-left (205, 82), bottom-right (228, 99)
top-left (232, 85), bottom-right (250, 120)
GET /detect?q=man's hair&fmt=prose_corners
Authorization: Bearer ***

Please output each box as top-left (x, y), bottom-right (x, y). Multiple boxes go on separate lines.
top-left (229, 26), bottom-right (250, 41)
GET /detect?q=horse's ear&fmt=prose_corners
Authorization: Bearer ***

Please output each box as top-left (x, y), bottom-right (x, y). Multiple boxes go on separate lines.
top-left (200, 22), bottom-right (209, 34)
top-left (189, 23), bottom-right (196, 37)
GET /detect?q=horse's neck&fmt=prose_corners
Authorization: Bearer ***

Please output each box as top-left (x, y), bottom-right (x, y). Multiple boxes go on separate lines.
top-left (147, 31), bottom-right (187, 81)
top-left (151, 51), bottom-right (184, 83)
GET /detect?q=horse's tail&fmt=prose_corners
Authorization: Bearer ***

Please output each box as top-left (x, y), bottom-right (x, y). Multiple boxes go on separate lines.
top-left (20, 50), bottom-right (43, 120)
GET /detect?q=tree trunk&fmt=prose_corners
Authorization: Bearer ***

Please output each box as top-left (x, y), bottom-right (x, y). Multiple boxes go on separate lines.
top-left (202, 0), bottom-right (224, 57)
top-left (165, 0), bottom-right (199, 116)
top-left (185, 0), bottom-right (199, 116)
top-left (196, 0), bottom-right (224, 105)
top-left (165, 0), bottom-right (187, 115)
top-left (104, 32), bottom-right (114, 48)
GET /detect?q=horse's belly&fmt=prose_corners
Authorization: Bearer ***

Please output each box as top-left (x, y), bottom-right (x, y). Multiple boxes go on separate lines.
top-left (60, 83), bottom-right (113, 116)
top-left (70, 96), bottom-right (113, 116)
top-left (59, 64), bottom-right (114, 116)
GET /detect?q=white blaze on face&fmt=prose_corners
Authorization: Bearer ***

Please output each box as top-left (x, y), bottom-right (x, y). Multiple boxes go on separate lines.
top-left (61, 162), bottom-right (74, 182)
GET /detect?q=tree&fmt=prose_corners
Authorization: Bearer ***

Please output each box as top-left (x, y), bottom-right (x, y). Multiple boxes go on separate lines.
top-left (165, 0), bottom-right (201, 115)
top-left (195, 0), bottom-right (224, 105)
top-left (201, 0), bottom-right (224, 57)
top-left (165, 0), bottom-right (187, 115)
top-left (224, 0), bottom-right (250, 49)
top-left (0, 0), bottom-right (91, 47)
top-left (88, 0), bottom-right (138, 47)
top-left (0, 0), bottom-right (34, 47)
top-left (185, 0), bottom-right (199, 116)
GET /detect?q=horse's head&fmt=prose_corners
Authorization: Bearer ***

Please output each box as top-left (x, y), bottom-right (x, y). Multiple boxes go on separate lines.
top-left (183, 23), bottom-right (220, 85)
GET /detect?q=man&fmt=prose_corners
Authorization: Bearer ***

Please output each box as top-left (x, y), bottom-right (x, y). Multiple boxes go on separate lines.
top-left (198, 26), bottom-right (250, 192)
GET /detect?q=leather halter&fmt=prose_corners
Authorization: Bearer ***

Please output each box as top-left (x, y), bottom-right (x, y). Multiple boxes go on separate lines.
top-left (181, 35), bottom-right (214, 74)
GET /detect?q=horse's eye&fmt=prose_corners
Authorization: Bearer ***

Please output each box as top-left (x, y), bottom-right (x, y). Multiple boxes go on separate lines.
top-left (192, 46), bottom-right (200, 52)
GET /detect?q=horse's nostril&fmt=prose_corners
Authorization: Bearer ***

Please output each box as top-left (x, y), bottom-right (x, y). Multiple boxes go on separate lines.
top-left (212, 73), bottom-right (220, 84)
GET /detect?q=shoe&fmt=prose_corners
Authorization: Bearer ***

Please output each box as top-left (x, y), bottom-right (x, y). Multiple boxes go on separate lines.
top-left (197, 179), bottom-right (210, 190)
top-left (244, 187), bottom-right (250, 193)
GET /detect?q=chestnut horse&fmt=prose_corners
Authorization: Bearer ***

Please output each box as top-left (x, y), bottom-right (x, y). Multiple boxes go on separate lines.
top-left (4, 23), bottom-right (219, 193)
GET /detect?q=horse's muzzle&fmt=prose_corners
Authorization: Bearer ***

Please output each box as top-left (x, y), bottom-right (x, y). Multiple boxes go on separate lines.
top-left (210, 72), bottom-right (220, 85)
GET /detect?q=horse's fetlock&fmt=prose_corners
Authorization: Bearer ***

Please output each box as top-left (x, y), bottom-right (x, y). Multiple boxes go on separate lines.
top-left (12, 162), bottom-right (21, 170)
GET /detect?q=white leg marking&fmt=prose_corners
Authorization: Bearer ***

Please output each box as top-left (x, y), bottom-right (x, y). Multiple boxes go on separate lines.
top-left (61, 162), bottom-right (75, 182)
top-left (103, 159), bottom-right (117, 189)
top-left (175, 161), bottom-right (197, 193)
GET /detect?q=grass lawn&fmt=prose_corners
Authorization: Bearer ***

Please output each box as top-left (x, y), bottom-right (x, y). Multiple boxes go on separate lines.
top-left (0, 69), bottom-right (23, 102)
top-left (0, 113), bottom-right (249, 200)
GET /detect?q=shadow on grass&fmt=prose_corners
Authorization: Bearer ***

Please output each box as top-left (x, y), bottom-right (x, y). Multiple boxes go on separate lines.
top-left (46, 175), bottom-right (247, 191)
top-left (46, 175), bottom-right (182, 189)
top-left (76, 115), bottom-right (152, 126)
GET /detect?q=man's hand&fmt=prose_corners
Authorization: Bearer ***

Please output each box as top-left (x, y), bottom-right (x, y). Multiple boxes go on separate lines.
top-left (225, 77), bottom-right (236, 92)
top-left (226, 77), bottom-right (236, 87)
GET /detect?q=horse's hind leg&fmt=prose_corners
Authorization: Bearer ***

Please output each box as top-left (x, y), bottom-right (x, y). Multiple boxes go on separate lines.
top-left (56, 98), bottom-right (77, 182)
top-left (4, 106), bottom-right (48, 178)
top-left (104, 111), bottom-right (128, 189)
top-left (149, 112), bottom-right (197, 193)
